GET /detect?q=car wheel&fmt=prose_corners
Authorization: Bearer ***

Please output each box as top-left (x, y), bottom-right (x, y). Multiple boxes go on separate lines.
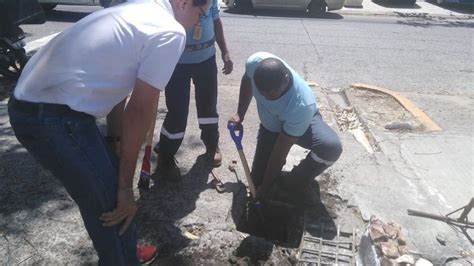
top-left (41, 3), bottom-right (57, 12)
top-left (308, 0), bottom-right (327, 16)
top-left (235, 0), bottom-right (253, 10)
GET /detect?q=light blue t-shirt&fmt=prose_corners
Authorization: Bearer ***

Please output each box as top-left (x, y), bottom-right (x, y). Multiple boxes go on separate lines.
top-left (178, 0), bottom-right (219, 64)
top-left (245, 52), bottom-right (317, 137)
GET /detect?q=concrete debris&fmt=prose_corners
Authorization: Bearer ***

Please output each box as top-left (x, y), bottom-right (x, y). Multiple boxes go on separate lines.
top-left (384, 121), bottom-right (415, 131)
top-left (369, 221), bottom-right (387, 242)
top-left (380, 241), bottom-right (400, 258)
top-left (335, 106), bottom-right (360, 131)
top-left (396, 254), bottom-right (416, 264)
top-left (183, 231), bottom-right (200, 240)
top-left (368, 216), bottom-right (410, 263)
top-left (436, 233), bottom-right (447, 246)
top-left (380, 256), bottom-right (396, 266)
top-left (415, 258), bottom-right (434, 266)
top-left (398, 243), bottom-right (409, 255)
top-left (383, 222), bottom-right (401, 239)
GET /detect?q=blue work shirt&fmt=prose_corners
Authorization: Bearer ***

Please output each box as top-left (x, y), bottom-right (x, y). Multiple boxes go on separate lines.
top-left (245, 52), bottom-right (317, 137)
top-left (179, 0), bottom-right (219, 64)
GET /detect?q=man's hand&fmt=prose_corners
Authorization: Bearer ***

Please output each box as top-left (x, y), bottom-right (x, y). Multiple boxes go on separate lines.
top-left (100, 188), bottom-right (137, 235)
top-left (222, 52), bottom-right (233, 75)
top-left (228, 113), bottom-right (243, 126)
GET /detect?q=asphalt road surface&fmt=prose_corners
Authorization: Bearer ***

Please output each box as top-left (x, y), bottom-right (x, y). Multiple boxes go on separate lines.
top-left (22, 5), bottom-right (474, 95)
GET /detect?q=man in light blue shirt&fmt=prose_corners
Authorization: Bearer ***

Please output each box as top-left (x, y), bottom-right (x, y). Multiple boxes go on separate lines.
top-left (229, 52), bottom-right (342, 201)
top-left (155, 0), bottom-right (233, 179)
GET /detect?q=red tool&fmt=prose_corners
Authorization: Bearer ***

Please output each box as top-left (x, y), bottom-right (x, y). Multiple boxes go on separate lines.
top-left (137, 100), bottom-right (158, 189)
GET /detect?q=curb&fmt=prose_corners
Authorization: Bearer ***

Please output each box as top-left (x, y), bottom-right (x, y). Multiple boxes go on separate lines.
top-left (336, 9), bottom-right (473, 19)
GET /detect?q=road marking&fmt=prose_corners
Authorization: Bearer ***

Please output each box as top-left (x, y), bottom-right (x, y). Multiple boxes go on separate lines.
top-left (351, 83), bottom-right (442, 132)
top-left (25, 33), bottom-right (60, 53)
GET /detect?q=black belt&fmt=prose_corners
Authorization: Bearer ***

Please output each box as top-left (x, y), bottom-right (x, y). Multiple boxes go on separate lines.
top-left (9, 96), bottom-right (77, 114)
top-left (184, 37), bottom-right (216, 53)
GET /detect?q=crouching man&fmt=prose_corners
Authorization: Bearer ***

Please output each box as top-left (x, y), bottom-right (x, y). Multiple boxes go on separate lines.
top-left (228, 52), bottom-right (342, 202)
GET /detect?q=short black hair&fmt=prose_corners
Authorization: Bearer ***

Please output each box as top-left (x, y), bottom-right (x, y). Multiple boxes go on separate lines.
top-left (254, 58), bottom-right (290, 92)
top-left (192, 0), bottom-right (208, 6)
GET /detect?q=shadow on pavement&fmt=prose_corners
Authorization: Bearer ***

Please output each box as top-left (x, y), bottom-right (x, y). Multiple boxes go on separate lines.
top-left (395, 12), bottom-right (474, 27)
top-left (44, 9), bottom-right (92, 23)
top-left (224, 8), bottom-right (344, 20)
top-left (0, 100), bottom-right (69, 231)
top-left (135, 154), bottom-right (213, 260)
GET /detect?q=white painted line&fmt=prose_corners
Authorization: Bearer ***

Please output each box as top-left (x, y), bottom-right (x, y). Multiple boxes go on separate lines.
top-left (25, 32), bottom-right (60, 53)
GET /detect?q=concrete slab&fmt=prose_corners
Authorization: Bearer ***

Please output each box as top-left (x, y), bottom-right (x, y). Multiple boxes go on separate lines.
top-left (343, 87), bottom-right (473, 264)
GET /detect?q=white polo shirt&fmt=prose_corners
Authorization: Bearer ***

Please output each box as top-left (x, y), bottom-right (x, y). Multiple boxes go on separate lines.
top-left (14, 0), bottom-right (186, 118)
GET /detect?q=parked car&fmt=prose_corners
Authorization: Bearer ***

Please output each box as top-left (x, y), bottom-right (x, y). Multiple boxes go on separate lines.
top-left (226, 0), bottom-right (345, 15)
top-left (436, 0), bottom-right (473, 5)
top-left (38, 0), bottom-right (124, 11)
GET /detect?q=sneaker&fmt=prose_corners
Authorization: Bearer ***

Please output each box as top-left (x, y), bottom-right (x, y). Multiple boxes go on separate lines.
top-left (206, 146), bottom-right (222, 168)
top-left (137, 244), bottom-right (158, 265)
top-left (156, 155), bottom-right (181, 181)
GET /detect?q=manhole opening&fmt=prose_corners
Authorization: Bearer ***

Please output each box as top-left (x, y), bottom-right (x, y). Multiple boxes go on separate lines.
top-left (235, 178), bottom-right (311, 246)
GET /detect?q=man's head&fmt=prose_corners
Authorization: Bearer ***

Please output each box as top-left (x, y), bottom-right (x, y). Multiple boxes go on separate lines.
top-left (254, 58), bottom-right (292, 100)
top-left (171, 0), bottom-right (210, 30)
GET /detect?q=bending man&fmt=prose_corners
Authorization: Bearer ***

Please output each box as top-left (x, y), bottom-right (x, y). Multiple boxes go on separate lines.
top-left (8, 0), bottom-right (209, 264)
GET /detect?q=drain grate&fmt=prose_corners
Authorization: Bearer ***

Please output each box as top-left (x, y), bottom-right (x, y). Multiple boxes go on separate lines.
top-left (297, 218), bottom-right (358, 265)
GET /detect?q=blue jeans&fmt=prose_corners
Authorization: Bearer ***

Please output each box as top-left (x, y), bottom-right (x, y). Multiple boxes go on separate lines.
top-left (8, 97), bottom-right (138, 266)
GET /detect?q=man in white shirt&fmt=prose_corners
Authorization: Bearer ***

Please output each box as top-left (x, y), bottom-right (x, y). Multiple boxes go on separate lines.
top-left (8, 0), bottom-right (209, 264)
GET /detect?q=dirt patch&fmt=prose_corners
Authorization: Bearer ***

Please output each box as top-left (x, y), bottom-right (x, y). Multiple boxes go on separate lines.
top-left (345, 88), bottom-right (422, 132)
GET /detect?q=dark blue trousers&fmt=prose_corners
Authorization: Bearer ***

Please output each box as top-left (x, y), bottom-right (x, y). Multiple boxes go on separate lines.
top-left (8, 97), bottom-right (138, 266)
top-left (156, 56), bottom-right (219, 162)
top-left (251, 111), bottom-right (343, 188)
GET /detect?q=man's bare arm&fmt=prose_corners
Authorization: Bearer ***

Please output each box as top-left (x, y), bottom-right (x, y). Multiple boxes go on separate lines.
top-left (100, 78), bottom-right (160, 234)
top-left (214, 18), bottom-right (233, 75)
top-left (259, 133), bottom-right (298, 198)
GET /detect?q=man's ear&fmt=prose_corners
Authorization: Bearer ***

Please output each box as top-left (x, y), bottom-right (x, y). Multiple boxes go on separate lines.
top-left (176, 0), bottom-right (189, 10)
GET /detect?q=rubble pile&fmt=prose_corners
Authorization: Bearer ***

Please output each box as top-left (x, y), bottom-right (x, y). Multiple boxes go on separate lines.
top-left (335, 106), bottom-right (360, 132)
top-left (368, 216), bottom-right (433, 266)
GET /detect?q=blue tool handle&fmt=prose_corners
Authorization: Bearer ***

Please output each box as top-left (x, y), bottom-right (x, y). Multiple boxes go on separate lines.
top-left (228, 122), bottom-right (243, 150)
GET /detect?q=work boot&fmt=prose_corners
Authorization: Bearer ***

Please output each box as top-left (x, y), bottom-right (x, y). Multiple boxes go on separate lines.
top-left (206, 146), bottom-right (222, 167)
top-left (137, 244), bottom-right (158, 265)
top-left (156, 155), bottom-right (181, 182)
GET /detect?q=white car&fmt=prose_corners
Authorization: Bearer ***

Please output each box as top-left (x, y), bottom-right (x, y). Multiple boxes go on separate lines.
top-left (38, 0), bottom-right (124, 11)
top-left (226, 0), bottom-right (345, 14)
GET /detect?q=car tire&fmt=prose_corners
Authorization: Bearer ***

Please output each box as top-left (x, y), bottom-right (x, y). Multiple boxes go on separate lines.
top-left (41, 3), bottom-right (57, 12)
top-left (308, 0), bottom-right (327, 16)
top-left (235, 0), bottom-right (253, 10)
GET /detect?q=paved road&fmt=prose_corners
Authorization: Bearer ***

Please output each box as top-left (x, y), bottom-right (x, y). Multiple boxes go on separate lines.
top-left (22, 5), bottom-right (473, 95)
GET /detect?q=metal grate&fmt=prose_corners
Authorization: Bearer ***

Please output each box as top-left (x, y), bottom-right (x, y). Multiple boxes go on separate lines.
top-left (297, 217), bottom-right (358, 265)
